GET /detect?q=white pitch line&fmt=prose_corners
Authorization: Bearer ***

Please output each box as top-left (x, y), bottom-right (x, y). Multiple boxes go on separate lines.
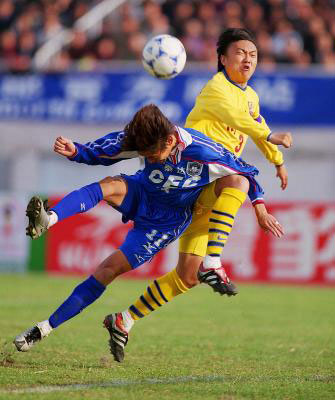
top-left (1, 375), bottom-right (225, 394)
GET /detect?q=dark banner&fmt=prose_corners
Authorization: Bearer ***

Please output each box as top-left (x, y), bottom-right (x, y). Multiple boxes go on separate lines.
top-left (0, 69), bottom-right (334, 125)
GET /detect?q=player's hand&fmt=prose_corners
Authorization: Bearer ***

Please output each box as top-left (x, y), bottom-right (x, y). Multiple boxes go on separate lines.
top-left (275, 164), bottom-right (288, 190)
top-left (54, 136), bottom-right (76, 157)
top-left (257, 212), bottom-right (284, 237)
top-left (268, 132), bottom-right (292, 148)
top-left (254, 203), bottom-right (284, 238)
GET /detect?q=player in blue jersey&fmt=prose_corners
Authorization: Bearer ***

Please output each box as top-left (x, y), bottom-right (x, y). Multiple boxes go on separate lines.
top-left (14, 104), bottom-right (284, 361)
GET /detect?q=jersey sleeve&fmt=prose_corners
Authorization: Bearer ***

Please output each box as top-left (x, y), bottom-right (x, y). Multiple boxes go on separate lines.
top-left (198, 83), bottom-right (271, 141)
top-left (68, 131), bottom-right (139, 166)
top-left (250, 102), bottom-right (284, 166)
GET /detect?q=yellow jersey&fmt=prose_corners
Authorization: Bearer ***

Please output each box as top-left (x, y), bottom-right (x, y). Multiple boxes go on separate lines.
top-left (185, 70), bottom-right (283, 165)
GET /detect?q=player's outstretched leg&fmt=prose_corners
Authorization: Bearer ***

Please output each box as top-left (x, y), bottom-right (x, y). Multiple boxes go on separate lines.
top-left (198, 262), bottom-right (238, 296)
top-left (103, 313), bottom-right (132, 363)
top-left (13, 320), bottom-right (53, 352)
top-left (26, 196), bottom-right (50, 239)
top-left (14, 275), bottom-right (106, 352)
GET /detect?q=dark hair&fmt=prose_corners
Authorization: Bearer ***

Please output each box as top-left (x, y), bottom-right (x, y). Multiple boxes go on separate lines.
top-left (122, 104), bottom-right (174, 153)
top-left (217, 28), bottom-right (257, 71)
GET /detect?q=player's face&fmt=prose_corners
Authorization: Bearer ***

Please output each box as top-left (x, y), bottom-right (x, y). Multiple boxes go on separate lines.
top-left (140, 133), bottom-right (177, 163)
top-left (221, 40), bottom-right (257, 85)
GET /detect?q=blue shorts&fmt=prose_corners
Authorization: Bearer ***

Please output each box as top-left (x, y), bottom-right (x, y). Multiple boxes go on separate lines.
top-left (115, 174), bottom-right (193, 269)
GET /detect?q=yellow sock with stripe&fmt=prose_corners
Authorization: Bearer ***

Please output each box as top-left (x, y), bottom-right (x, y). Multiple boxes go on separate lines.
top-left (128, 268), bottom-right (189, 320)
top-left (205, 187), bottom-right (246, 268)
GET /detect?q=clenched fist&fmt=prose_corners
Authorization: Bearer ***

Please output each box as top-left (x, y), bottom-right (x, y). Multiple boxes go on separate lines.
top-left (54, 136), bottom-right (76, 157)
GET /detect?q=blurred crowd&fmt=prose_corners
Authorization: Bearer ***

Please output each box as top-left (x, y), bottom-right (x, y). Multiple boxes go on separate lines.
top-left (0, 0), bottom-right (335, 73)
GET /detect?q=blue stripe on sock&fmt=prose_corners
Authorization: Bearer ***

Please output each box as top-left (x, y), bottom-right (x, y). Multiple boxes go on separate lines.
top-left (209, 229), bottom-right (229, 235)
top-left (147, 286), bottom-right (161, 307)
top-left (154, 280), bottom-right (168, 303)
top-left (212, 210), bottom-right (234, 219)
top-left (209, 254), bottom-right (221, 257)
top-left (207, 241), bottom-right (225, 248)
top-left (209, 218), bottom-right (233, 228)
top-left (140, 295), bottom-right (155, 311)
top-left (129, 305), bottom-right (144, 318)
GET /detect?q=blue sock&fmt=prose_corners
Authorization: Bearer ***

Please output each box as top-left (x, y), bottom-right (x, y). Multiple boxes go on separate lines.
top-left (49, 275), bottom-right (106, 328)
top-left (50, 182), bottom-right (103, 222)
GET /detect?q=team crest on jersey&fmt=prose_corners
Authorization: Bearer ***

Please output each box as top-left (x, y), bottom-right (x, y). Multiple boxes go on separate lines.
top-left (186, 161), bottom-right (203, 176)
top-left (164, 165), bottom-right (173, 172)
top-left (248, 102), bottom-right (254, 116)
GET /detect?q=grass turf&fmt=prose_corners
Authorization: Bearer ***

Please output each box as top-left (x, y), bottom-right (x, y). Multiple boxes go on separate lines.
top-left (0, 274), bottom-right (334, 399)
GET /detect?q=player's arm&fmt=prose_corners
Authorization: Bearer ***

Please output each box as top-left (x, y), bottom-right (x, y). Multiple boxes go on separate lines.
top-left (197, 86), bottom-right (269, 141)
top-left (243, 176), bottom-right (284, 237)
top-left (251, 102), bottom-right (291, 190)
top-left (53, 132), bottom-right (139, 166)
top-left (199, 86), bottom-right (292, 148)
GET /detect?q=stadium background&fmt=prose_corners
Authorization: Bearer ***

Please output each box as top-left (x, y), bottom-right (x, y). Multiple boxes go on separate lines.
top-left (0, 0), bottom-right (334, 285)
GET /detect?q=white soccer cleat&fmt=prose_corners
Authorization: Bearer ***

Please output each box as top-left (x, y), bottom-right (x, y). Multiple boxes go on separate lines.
top-left (14, 321), bottom-right (52, 352)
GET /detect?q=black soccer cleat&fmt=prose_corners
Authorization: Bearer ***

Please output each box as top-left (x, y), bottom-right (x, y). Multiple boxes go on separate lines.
top-left (198, 263), bottom-right (238, 296)
top-left (103, 313), bottom-right (129, 363)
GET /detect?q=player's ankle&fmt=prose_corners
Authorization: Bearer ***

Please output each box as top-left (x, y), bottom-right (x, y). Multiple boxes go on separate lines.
top-left (47, 211), bottom-right (58, 228)
top-left (203, 255), bottom-right (221, 270)
top-left (121, 310), bottom-right (134, 333)
top-left (38, 320), bottom-right (53, 337)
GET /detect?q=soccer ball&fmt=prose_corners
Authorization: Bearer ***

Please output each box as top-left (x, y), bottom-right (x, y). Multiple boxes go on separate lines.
top-left (142, 34), bottom-right (186, 79)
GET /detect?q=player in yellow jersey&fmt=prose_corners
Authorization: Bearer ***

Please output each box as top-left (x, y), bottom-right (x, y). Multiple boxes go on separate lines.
top-left (182, 28), bottom-right (291, 290)
top-left (104, 29), bottom-right (292, 362)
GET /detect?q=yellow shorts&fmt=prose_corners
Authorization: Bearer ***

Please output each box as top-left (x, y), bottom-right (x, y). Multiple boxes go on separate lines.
top-left (179, 181), bottom-right (217, 257)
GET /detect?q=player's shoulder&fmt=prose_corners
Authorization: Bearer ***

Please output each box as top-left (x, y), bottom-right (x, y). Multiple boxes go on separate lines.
top-left (199, 72), bottom-right (230, 99)
top-left (183, 128), bottom-right (221, 156)
top-left (246, 84), bottom-right (260, 102)
top-left (207, 71), bottom-right (229, 89)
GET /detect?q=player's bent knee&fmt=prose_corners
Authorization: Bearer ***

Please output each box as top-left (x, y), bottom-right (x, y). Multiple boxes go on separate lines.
top-left (215, 174), bottom-right (249, 195)
top-left (99, 176), bottom-right (127, 205)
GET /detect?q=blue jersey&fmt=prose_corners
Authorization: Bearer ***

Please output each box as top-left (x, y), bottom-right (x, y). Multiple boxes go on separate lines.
top-left (70, 126), bottom-right (264, 206)
top-left (69, 127), bottom-right (264, 268)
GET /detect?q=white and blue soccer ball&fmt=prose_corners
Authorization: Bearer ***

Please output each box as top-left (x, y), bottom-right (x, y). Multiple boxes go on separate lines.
top-left (142, 34), bottom-right (186, 79)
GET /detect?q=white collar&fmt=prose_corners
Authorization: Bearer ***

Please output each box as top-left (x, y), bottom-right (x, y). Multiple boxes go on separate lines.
top-left (168, 126), bottom-right (192, 164)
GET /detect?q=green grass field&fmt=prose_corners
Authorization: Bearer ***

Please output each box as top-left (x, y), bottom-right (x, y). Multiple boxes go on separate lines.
top-left (0, 274), bottom-right (334, 400)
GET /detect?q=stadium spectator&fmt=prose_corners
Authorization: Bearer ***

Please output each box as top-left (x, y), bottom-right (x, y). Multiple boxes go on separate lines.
top-left (0, 0), bottom-right (16, 33)
top-left (181, 18), bottom-right (207, 61)
top-left (0, 0), bottom-right (334, 72)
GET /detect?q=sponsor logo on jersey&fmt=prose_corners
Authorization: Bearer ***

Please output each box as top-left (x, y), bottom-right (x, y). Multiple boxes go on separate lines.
top-left (186, 161), bottom-right (203, 176)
